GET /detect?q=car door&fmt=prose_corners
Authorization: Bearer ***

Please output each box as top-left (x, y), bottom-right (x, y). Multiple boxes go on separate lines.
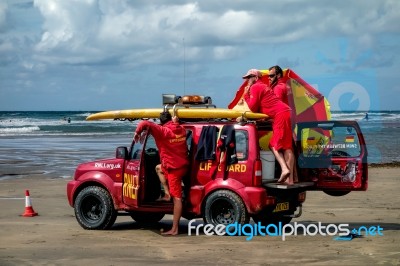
top-left (296, 121), bottom-right (368, 194)
top-left (122, 137), bottom-right (143, 207)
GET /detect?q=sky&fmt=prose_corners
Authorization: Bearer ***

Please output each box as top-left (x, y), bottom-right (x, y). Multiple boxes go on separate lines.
top-left (0, 0), bottom-right (399, 111)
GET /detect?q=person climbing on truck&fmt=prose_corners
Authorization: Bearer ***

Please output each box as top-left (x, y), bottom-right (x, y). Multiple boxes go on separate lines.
top-left (134, 111), bottom-right (189, 235)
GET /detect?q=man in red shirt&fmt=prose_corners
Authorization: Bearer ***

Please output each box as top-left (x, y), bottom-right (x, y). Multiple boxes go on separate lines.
top-left (242, 69), bottom-right (294, 184)
top-left (269, 65), bottom-right (298, 183)
top-left (268, 65), bottom-right (288, 104)
top-left (134, 111), bottom-right (189, 235)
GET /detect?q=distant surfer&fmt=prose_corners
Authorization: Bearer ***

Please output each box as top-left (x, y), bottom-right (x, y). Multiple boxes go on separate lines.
top-left (364, 112), bottom-right (369, 121)
top-left (67, 117), bottom-right (71, 123)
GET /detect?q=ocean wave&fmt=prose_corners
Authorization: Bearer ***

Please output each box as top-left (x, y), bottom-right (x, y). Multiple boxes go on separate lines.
top-left (0, 117), bottom-right (132, 128)
top-left (74, 112), bottom-right (95, 117)
top-left (331, 112), bottom-right (400, 122)
top-left (0, 118), bottom-right (69, 127)
top-left (0, 131), bottom-right (132, 137)
top-left (0, 126), bottom-right (40, 134)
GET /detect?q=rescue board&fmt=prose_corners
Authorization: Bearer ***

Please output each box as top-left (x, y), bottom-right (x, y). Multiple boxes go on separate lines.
top-left (86, 108), bottom-right (269, 120)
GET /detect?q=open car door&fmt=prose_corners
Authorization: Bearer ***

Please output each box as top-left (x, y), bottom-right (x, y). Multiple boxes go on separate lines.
top-left (122, 137), bottom-right (143, 207)
top-left (296, 121), bottom-right (368, 196)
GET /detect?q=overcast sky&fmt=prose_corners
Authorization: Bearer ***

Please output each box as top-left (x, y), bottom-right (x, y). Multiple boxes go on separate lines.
top-left (0, 0), bottom-right (399, 111)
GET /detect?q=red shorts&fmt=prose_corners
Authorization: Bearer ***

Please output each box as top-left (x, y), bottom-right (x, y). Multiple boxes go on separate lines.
top-left (269, 111), bottom-right (293, 151)
top-left (161, 166), bottom-right (188, 199)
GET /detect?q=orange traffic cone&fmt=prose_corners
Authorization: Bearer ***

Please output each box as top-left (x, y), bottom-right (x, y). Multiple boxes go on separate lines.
top-left (21, 190), bottom-right (38, 217)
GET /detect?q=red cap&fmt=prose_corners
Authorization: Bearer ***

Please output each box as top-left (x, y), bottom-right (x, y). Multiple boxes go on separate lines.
top-left (242, 69), bottom-right (261, 79)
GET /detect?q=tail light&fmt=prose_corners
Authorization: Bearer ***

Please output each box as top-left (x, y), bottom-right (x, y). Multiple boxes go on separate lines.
top-left (253, 159), bottom-right (262, 186)
top-left (298, 192), bottom-right (306, 202)
top-left (265, 196), bottom-right (276, 206)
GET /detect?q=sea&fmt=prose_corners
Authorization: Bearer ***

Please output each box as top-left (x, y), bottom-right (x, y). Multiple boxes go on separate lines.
top-left (0, 110), bottom-right (399, 180)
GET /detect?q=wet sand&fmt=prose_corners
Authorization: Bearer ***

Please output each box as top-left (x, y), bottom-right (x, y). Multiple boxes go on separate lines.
top-left (0, 167), bottom-right (399, 265)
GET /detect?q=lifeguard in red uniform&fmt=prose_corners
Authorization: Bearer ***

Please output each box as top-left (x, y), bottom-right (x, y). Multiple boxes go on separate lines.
top-left (242, 69), bottom-right (295, 184)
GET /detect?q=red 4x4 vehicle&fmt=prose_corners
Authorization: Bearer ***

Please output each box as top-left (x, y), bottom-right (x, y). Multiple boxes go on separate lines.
top-left (67, 97), bottom-right (368, 230)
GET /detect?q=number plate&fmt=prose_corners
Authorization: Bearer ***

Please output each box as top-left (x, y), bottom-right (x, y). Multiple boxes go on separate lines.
top-left (273, 202), bottom-right (289, 212)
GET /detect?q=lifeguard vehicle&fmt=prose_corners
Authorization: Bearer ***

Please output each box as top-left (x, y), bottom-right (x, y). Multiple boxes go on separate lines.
top-left (66, 70), bottom-right (368, 230)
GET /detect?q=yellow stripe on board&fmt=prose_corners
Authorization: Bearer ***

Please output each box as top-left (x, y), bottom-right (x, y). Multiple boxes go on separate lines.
top-left (86, 108), bottom-right (269, 120)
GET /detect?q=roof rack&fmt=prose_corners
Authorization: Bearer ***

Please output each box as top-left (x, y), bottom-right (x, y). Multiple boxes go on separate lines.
top-left (162, 94), bottom-right (216, 116)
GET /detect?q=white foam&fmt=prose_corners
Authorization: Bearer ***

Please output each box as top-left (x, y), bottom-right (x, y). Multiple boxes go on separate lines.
top-left (0, 126), bottom-right (40, 134)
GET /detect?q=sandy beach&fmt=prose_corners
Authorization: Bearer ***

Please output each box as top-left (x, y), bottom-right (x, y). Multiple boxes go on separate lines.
top-left (0, 166), bottom-right (399, 265)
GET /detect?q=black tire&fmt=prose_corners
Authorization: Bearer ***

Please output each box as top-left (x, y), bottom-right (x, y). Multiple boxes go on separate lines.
top-left (74, 186), bottom-right (117, 230)
top-left (323, 190), bottom-right (351, 197)
top-left (130, 212), bottom-right (165, 224)
top-left (203, 190), bottom-right (249, 226)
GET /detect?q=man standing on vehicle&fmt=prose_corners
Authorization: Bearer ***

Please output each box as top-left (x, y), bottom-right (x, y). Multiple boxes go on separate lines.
top-left (269, 65), bottom-right (298, 183)
top-left (134, 111), bottom-right (189, 235)
top-left (242, 69), bottom-right (295, 184)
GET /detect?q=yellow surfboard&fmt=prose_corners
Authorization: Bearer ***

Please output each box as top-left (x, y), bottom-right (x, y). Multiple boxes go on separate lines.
top-left (86, 108), bottom-right (269, 121)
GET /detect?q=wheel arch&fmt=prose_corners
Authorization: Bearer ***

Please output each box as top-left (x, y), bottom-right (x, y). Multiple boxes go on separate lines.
top-left (71, 171), bottom-right (117, 207)
top-left (201, 188), bottom-right (250, 226)
top-left (200, 179), bottom-right (250, 216)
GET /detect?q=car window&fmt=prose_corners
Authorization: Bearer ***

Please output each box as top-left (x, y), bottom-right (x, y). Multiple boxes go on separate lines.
top-left (144, 134), bottom-right (158, 151)
top-left (130, 134), bottom-right (157, 160)
top-left (186, 129), bottom-right (193, 153)
top-left (300, 125), bottom-right (361, 158)
top-left (329, 126), bottom-right (361, 157)
top-left (130, 138), bottom-right (144, 160)
top-left (235, 130), bottom-right (248, 161)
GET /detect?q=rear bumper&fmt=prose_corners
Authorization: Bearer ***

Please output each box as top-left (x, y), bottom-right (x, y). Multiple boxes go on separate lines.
top-left (242, 186), bottom-right (306, 214)
top-left (242, 187), bottom-right (276, 214)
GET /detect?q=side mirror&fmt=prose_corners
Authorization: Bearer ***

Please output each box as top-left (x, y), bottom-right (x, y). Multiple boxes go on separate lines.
top-left (116, 146), bottom-right (128, 159)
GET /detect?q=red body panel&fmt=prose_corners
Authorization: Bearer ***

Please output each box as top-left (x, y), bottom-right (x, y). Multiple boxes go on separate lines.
top-left (67, 119), bottom-right (368, 218)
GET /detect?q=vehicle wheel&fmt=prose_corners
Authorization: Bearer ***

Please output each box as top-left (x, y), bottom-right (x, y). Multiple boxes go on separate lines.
top-left (74, 186), bottom-right (117, 230)
top-left (130, 212), bottom-right (165, 224)
top-left (323, 190), bottom-right (351, 197)
top-left (252, 211), bottom-right (293, 227)
top-left (203, 190), bottom-right (249, 226)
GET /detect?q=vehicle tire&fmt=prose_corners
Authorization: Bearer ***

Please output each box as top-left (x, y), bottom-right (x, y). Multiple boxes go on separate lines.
top-left (130, 212), bottom-right (165, 224)
top-left (323, 190), bottom-right (351, 197)
top-left (252, 211), bottom-right (293, 227)
top-left (203, 190), bottom-right (249, 226)
top-left (74, 186), bottom-right (117, 230)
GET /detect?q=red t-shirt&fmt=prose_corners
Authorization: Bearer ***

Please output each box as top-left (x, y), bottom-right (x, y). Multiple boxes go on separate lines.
top-left (244, 79), bottom-right (291, 118)
top-left (135, 121), bottom-right (189, 170)
top-left (271, 79), bottom-right (289, 105)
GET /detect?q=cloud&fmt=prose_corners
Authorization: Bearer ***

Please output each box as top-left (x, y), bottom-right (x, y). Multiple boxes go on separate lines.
top-left (1, 0), bottom-right (399, 110)
top-left (30, 0), bottom-right (400, 68)
top-left (0, 2), bottom-right (7, 32)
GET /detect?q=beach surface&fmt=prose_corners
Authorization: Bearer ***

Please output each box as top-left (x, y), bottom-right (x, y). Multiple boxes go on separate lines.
top-left (0, 167), bottom-right (399, 265)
